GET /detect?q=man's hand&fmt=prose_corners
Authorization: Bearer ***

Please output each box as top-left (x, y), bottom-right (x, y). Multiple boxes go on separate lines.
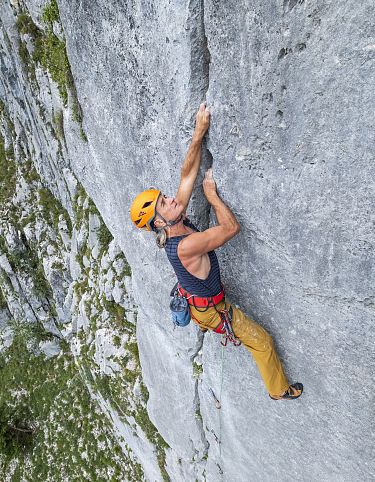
top-left (175, 102), bottom-right (211, 211)
top-left (193, 102), bottom-right (210, 140)
top-left (179, 167), bottom-right (240, 258)
top-left (203, 168), bottom-right (218, 203)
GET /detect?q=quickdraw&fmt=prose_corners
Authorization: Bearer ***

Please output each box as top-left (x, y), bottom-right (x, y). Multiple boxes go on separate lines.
top-left (217, 308), bottom-right (241, 347)
top-left (209, 387), bottom-right (221, 409)
top-left (176, 283), bottom-right (241, 347)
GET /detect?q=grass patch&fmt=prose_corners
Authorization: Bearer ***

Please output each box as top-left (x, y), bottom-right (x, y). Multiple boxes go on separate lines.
top-left (79, 127), bottom-right (88, 142)
top-left (37, 186), bottom-right (72, 234)
top-left (102, 298), bottom-right (129, 330)
top-left (192, 362), bottom-right (203, 378)
top-left (52, 109), bottom-right (64, 141)
top-left (33, 27), bottom-right (70, 106)
top-left (132, 406), bottom-right (170, 481)
top-left (0, 288), bottom-right (8, 310)
top-left (41, 0), bottom-right (59, 25)
top-left (72, 182), bottom-right (87, 230)
top-left (21, 159), bottom-right (39, 184)
top-left (122, 259), bottom-right (132, 277)
top-left (125, 342), bottom-right (140, 366)
top-left (0, 328), bottom-right (143, 481)
top-left (0, 132), bottom-right (17, 205)
top-left (16, 6), bottom-right (87, 141)
top-left (6, 240), bottom-right (53, 300)
top-left (97, 223), bottom-right (113, 249)
top-left (16, 13), bottom-right (40, 39)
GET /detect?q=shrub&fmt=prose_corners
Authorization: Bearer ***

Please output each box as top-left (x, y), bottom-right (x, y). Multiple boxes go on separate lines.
top-left (41, 0), bottom-right (60, 25)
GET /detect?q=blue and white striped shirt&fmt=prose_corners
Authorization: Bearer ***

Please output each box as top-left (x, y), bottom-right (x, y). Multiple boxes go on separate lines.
top-left (165, 219), bottom-right (222, 297)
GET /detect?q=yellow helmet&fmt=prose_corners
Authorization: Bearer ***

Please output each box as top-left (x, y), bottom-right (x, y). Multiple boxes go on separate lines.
top-left (130, 189), bottom-right (161, 231)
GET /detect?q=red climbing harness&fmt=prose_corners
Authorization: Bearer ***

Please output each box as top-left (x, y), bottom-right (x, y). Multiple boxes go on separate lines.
top-left (177, 284), bottom-right (241, 347)
top-left (177, 284), bottom-right (225, 308)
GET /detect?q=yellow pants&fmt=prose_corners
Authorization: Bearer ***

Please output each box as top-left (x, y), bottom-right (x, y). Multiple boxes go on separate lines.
top-left (190, 300), bottom-right (289, 397)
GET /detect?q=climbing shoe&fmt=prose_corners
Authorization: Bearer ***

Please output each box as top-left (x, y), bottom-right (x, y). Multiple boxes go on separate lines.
top-left (269, 383), bottom-right (304, 400)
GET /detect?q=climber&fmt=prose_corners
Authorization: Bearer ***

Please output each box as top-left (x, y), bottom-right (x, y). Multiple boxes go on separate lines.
top-left (130, 102), bottom-right (303, 400)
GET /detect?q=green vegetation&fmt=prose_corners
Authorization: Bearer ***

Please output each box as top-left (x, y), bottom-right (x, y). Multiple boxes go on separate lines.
top-left (0, 288), bottom-right (7, 310)
top-left (0, 131), bottom-right (17, 205)
top-left (36, 30), bottom-right (70, 105)
top-left (52, 109), bottom-right (64, 141)
top-left (125, 341), bottom-right (140, 366)
top-left (50, 260), bottom-right (64, 270)
top-left (21, 160), bottom-right (39, 185)
top-left (140, 381), bottom-right (149, 402)
top-left (79, 126), bottom-right (88, 142)
top-left (132, 406), bottom-right (170, 482)
top-left (16, 7), bottom-right (68, 105)
top-left (16, 4), bottom-right (87, 140)
top-left (122, 259), bottom-right (132, 277)
top-left (0, 100), bottom-right (16, 136)
top-left (102, 298), bottom-right (130, 330)
top-left (0, 147), bottom-right (166, 480)
top-left (97, 223), bottom-right (114, 254)
top-left (38, 186), bottom-right (72, 234)
top-left (41, 0), bottom-right (59, 25)
top-left (78, 306), bottom-right (169, 480)
top-left (0, 325), bottom-right (144, 481)
top-left (192, 361), bottom-right (203, 378)
top-left (6, 239), bottom-right (53, 300)
top-left (0, 236), bottom-right (6, 254)
top-left (16, 13), bottom-right (40, 40)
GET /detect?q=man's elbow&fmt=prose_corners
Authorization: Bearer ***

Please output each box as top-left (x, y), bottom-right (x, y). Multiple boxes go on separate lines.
top-left (227, 223), bottom-right (240, 238)
top-left (233, 223), bottom-right (241, 236)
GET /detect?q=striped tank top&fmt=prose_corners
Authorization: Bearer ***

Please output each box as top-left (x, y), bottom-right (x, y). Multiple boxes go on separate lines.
top-left (165, 219), bottom-right (222, 297)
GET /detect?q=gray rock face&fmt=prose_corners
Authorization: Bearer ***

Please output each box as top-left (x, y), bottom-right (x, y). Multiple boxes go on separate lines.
top-left (203, 2), bottom-right (375, 480)
top-left (0, 0), bottom-right (374, 480)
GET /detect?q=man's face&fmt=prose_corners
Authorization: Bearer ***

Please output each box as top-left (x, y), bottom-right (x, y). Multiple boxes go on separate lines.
top-left (155, 194), bottom-right (181, 223)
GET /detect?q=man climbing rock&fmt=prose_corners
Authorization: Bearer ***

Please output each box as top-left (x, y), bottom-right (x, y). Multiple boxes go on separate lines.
top-left (130, 102), bottom-right (303, 400)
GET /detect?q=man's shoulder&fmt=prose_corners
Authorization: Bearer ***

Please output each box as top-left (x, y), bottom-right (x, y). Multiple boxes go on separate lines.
top-left (177, 231), bottom-right (208, 258)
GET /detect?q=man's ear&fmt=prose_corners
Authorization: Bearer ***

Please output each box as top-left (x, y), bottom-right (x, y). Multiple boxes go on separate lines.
top-left (153, 217), bottom-right (165, 229)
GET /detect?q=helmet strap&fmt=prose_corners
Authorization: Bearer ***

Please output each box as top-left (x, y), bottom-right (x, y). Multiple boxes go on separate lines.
top-left (155, 211), bottom-right (183, 229)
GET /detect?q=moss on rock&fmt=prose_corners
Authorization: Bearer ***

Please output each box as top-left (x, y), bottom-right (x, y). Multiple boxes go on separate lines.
top-left (37, 186), bottom-right (72, 234)
top-left (0, 132), bottom-right (17, 205)
top-left (15, 6), bottom-right (87, 141)
top-left (0, 328), bottom-right (143, 481)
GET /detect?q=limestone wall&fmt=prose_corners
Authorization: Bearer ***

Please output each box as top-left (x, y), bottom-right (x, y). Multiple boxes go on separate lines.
top-left (0, 1), bottom-right (374, 480)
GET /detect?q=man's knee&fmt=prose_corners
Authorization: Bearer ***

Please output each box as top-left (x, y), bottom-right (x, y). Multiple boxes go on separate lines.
top-left (234, 318), bottom-right (271, 344)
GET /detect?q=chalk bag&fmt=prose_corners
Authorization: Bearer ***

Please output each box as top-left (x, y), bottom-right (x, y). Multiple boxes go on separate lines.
top-left (169, 282), bottom-right (191, 327)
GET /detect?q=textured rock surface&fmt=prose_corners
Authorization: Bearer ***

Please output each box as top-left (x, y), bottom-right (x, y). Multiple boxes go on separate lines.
top-left (0, 0), bottom-right (374, 480)
top-left (202, 2), bottom-right (375, 480)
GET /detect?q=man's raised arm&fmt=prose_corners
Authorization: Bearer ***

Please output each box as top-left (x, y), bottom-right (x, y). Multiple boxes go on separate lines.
top-left (175, 102), bottom-right (210, 211)
top-left (178, 169), bottom-right (240, 257)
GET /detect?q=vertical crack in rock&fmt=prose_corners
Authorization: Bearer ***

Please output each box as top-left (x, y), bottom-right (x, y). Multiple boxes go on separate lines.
top-left (186, 0), bottom-right (212, 469)
top-left (187, 0), bottom-right (210, 106)
top-left (200, 0), bottom-right (214, 231)
top-left (186, 0), bottom-right (212, 232)
top-left (190, 329), bottom-right (209, 460)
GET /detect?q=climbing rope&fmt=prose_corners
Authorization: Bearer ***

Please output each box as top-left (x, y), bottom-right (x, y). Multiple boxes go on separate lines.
top-left (218, 341), bottom-right (225, 459)
top-left (209, 305), bottom-right (240, 467)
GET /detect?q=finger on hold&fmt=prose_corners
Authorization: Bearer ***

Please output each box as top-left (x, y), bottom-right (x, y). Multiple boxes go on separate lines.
top-left (200, 101), bottom-right (207, 110)
top-left (206, 168), bottom-right (213, 178)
